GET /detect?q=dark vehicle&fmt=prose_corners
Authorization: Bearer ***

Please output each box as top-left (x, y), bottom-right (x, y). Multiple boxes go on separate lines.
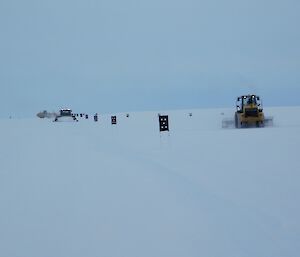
top-left (54, 109), bottom-right (78, 122)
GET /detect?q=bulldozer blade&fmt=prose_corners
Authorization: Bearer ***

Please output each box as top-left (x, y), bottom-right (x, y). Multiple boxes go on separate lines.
top-left (222, 118), bottom-right (235, 128)
top-left (264, 116), bottom-right (274, 127)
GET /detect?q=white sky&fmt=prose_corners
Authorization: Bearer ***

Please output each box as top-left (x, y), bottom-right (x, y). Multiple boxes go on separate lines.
top-left (0, 0), bottom-right (300, 117)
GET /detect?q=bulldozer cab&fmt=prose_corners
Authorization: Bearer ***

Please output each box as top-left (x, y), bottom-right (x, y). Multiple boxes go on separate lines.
top-left (236, 95), bottom-right (262, 112)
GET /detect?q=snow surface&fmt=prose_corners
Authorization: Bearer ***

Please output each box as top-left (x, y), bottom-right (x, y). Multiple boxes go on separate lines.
top-left (1, 106), bottom-right (300, 257)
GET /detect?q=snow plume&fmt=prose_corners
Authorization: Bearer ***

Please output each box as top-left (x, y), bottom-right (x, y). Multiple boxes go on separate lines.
top-left (36, 110), bottom-right (57, 118)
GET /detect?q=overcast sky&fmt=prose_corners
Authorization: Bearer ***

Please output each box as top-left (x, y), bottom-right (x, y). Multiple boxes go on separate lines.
top-left (1, 0), bottom-right (299, 117)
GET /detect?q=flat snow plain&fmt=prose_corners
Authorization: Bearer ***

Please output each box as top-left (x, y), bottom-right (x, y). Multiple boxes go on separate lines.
top-left (1, 106), bottom-right (300, 257)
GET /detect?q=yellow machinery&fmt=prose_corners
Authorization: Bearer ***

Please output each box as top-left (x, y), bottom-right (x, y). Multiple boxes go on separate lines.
top-left (222, 94), bottom-right (273, 128)
top-left (235, 95), bottom-right (265, 128)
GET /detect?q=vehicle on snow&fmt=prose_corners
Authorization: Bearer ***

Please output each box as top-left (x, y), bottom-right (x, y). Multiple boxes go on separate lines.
top-left (222, 95), bottom-right (273, 128)
top-left (53, 109), bottom-right (78, 122)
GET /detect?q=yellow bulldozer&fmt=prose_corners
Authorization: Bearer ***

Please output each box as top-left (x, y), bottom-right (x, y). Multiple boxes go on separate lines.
top-left (235, 95), bottom-right (265, 128)
top-left (222, 94), bottom-right (273, 128)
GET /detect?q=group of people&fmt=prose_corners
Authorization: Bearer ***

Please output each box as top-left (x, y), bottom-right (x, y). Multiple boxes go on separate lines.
top-left (72, 113), bottom-right (98, 122)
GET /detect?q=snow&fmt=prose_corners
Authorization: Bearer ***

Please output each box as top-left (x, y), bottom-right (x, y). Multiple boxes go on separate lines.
top-left (1, 106), bottom-right (300, 257)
